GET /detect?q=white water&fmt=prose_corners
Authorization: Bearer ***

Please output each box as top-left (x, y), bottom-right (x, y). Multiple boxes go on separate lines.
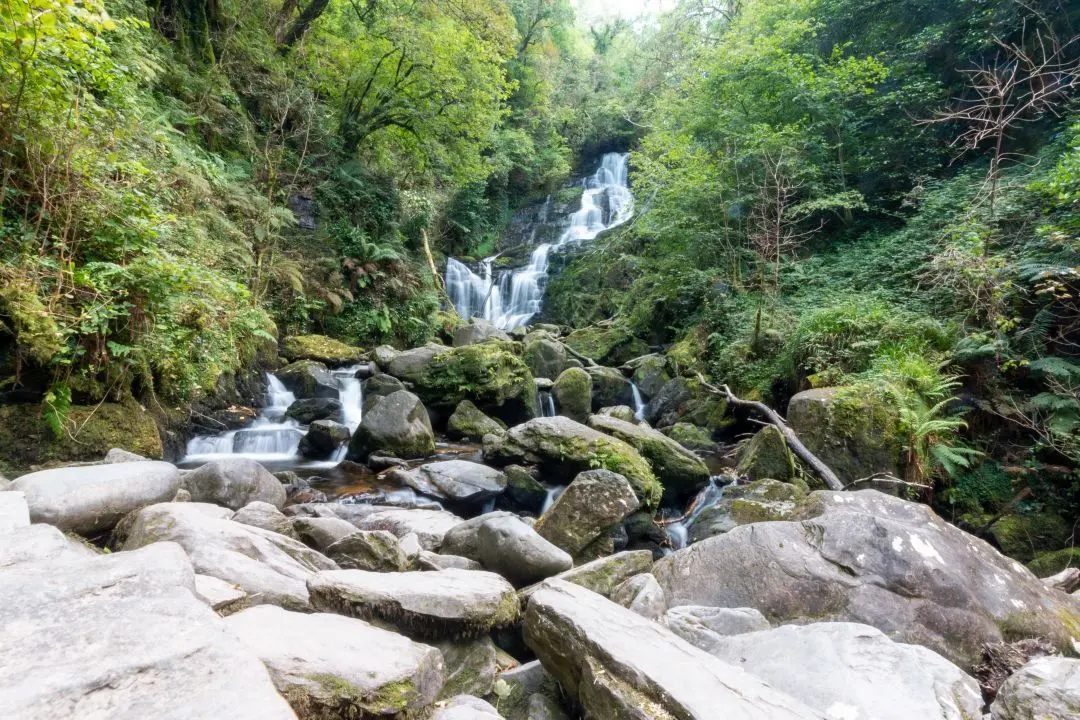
top-left (630, 381), bottom-right (646, 421)
top-left (540, 485), bottom-right (566, 515)
top-left (537, 390), bottom-right (556, 418)
top-left (446, 153), bottom-right (634, 330)
top-left (664, 477), bottom-right (733, 551)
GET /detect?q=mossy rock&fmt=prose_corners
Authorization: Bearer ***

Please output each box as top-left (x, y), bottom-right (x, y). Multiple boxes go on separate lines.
top-left (628, 354), bottom-right (671, 398)
top-left (447, 400), bottom-right (506, 441)
top-left (433, 310), bottom-right (467, 343)
top-left (661, 423), bottom-right (717, 454)
top-left (1028, 548), bottom-right (1080, 578)
top-left (281, 335), bottom-right (362, 366)
top-left (991, 513), bottom-right (1071, 563)
top-left (552, 367), bottom-right (592, 423)
top-left (588, 414), bottom-right (710, 501)
top-left (523, 337), bottom-right (567, 380)
top-left (0, 402), bottom-right (162, 473)
top-left (564, 325), bottom-right (649, 366)
top-left (736, 426), bottom-right (795, 482)
top-left (688, 479), bottom-right (806, 543)
top-left (665, 325), bottom-right (709, 375)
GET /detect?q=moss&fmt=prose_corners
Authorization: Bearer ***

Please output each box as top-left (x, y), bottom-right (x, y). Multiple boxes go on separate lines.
top-left (736, 426), bottom-right (796, 482)
top-left (662, 423), bottom-right (716, 453)
top-left (564, 324), bottom-right (648, 366)
top-left (991, 514), bottom-right (1071, 563)
top-left (1028, 548), bottom-right (1080, 577)
top-left (552, 367), bottom-right (592, 423)
top-left (447, 400), bottom-right (506, 441)
top-left (281, 335), bottom-right (362, 365)
top-left (680, 377), bottom-right (731, 429)
top-left (666, 325), bottom-right (709, 376)
top-left (728, 498), bottom-right (786, 524)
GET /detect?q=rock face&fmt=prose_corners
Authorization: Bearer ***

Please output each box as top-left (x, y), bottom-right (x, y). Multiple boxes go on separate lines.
top-left (298, 419), bottom-right (351, 459)
top-left (185, 458), bottom-right (286, 510)
top-left (706, 622), bottom-right (983, 720)
top-left (787, 387), bottom-right (903, 485)
top-left (11, 461), bottom-right (181, 534)
top-left (285, 397), bottom-right (343, 424)
top-left (646, 377), bottom-right (729, 430)
top-left (447, 400), bottom-right (505, 441)
top-left (663, 607), bottom-right (771, 651)
top-left (347, 390), bottom-right (435, 462)
top-left (453, 319), bottom-right (512, 347)
top-left (736, 425), bottom-right (796, 482)
top-left (991, 656), bottom-right (1080, 719)
top-left (226, 605), bottom-right (445, 717)
top-left (124, 502), bottom-right (336, 610)
top-left (393, 460), bottom-right (508, 504)
top-left (551, 367), bottom-right (592, 423)
top-left (484, 416), bottom-right (661, 510)
top-left (277, 360), bottom-right (341, 399)
top-left (524, 580), bottom-right (824, 719)
top-left (473, 514), bottom-right (572, 587)
top-left (308, 568), bottom-right (519, 639)
top-left (281, 334), bottom-right (362, 365)
top-left (0, 542), bottom-right (296, 720)
top-left (523, 337), bottom-right (567, 380)
top-left (653, 490), bottom-right (1080, 670)
top-left (588, 414), bottom-right (710, 498)
top-left (535, 469), bottom-right (639, 557)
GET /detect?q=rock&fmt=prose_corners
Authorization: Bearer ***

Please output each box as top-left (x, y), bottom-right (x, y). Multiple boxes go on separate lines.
top-left (0, 402), bottom-right (163, 467)
top-left (551, 367), bottom-right (592, 423)
top-left (584, 366), bottom-right (633, 410)
top-left (484, 416), bottom-right (661, 510)
top-left (292, 516), bottom-right (361, 551)
top-left (298, 419), bottom-right (351, 459)
top-left (627, 353), bottom-right (671, 398)
top-left (433, 695), bottom-right (504, 719)
top-left (1045, 567), bottom-right (1080, 593)
top-left (389, 342), bottom-right (538, 425)
top-left (104, 447), bottom-right (146, 463)
top-left (653, 489), bottom-right (1080, 670)
top-left (787, 387), bottom-right (903, 486)
top-left (233, 501), bottom-right (297, 538)
top-left (494, 661), bottom-right (564, 720)
top-left (687, 478), bottom-right (806, 543)
top-left (523, 580), bottom-right (823, 719)
top-left (453, 319), bottom-right (512, 347)
top-left (449, 400), bottom-right (507, 441)
top-left (662, 606), bottom-right (772, 651)
top-left (523, 337), bottom-right (567, 380)
top-left (400, 532), bottom-right (423, 558)
top-left (524, 550), bottom-right (655, 600)
top-left (195, 574), bottom-right (248, 614)
top-left (523, 695), bottom-right (568, 720)
top-left (326, 530), bottom-right (409, 572)
top-left (991, 656), bottom-right (1080, 719)
top-left (475, 515), bottom-right (573, 587)
top-left (418, 551), bottom-right (483, 571)
top-left (1, 523), bottom-right (84, 567)
top-left (363, 374), bottom-right (407, 410)
top-left (0, 491), bottom-right (30, 533)
top-left (0, 543), bottom-right (295, 720)
top-left (535, 469), bottom-right (640, 557)
top-left (588, 414), bottom-right (710, 499)
top-left (280, 334), bottom-right (362, 365)
top-left (227, 605), bottom-right (445, 717)
top-left (597, 405), bottom-right (636, 422)
top-left (394, 460), bottom-right (508, 504)
top-left (308, 568), bottom-right (519, 639)
top-left (610, 573), bottom-right (666, 620)
top-left (707, 622), bottom-right (983, 720)
top-left (436, 636), bottom-right (498, 698)
top-left (661, 422), bottom-right (718, 454)
top-left (374, 344), bottom-right (400, 367)
top-left (349, 506), bottom-right (463, 550)
top-left (347, 390), bottom-right (435, 462)
top-left (284, 397), bottom-right (343, 424)
top-left (503, 465), bottom-right (547, 511)
top-left (646, 377), bottom-right (730, 430)
top-left (11, 461), bottom-right (181, 534)
top-left (277, 360), bottom-right (341, 399)
top-left (185, 458), bottom-right (286, 510)
top-left (563, 325), bottom-right (648, 366)
top-left (368, 454), bottom-right (409, 472)
top-left (441, 512), bottom-right (519, 558)
top-left (736, 425), bottom-right (796, 482)
top-left (124, 502), bottom-right (336, 610)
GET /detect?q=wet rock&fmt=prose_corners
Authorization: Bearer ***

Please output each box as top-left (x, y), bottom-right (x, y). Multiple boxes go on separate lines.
top-left (308, 568), bottom-right (519, 639)
top-left (453, 319), bottom-right (512, 347)
top-left (226, 605), bottom-right (445, 717)
top-left (662, 606), bottom-right (771, 651)
top-left (448, 400), bottom-right (506, 441)
top-left (523, 337), bottom-right (567, 380)
top-left (195, 574), bottom-right (248, 614)
top-left (736, 425), bottom-right (796, 482)
top-left (687, 478), bottom-right (806, 543)
top-left (292, 516), bottom-right (360, 551)
top-left (584, 366), bottom-right (633, 410)
top-left (185, 457), bottom-right (286, 510)
top-left (597, 405), bottom-right (636, 422)
top-left (368, 454), bottom-right (409, 472)
top-left (433, 695), bottom-right (504, 719)
top-left (281, 334), bottom-right (362, 366)
top-left (325, 530), bottom-right (409, 572)
top-left (610, 573), bottom-right (666, 620)
top-left (523, 580), bottom-right (823, 719)
top-left (277, 360), bottom-right (340, 399)
top-left (588, 414), bottom-right (710, 499)
top-left (535, 469), bottom-right (639, 557)
top-left (503, 465), bottom-right (547, 511)
top-left (233, 501), bottom-right (297, 538)
top-left (285, 397), bottom-right (343, 424)
top-left (991, 656), bottom-right (1080, 719)
top-left (393, 460), bottom-right (507, 504)
top-left (654, 489), bottom-right (1080, 670)
top-left (11, 461), bottom-right (181, 534)
top-left (347, 390), bottom-right (435, 462)
top-left (298, 419), bottom-right (351, 459)
top-left (550, 367), bottom-right (591, 423)
top-left (435, 636), bottom-right (498, 698)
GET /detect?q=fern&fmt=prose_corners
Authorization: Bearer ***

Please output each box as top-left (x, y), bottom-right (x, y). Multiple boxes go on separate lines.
top-left (43, 383), bottom-right (72, 440)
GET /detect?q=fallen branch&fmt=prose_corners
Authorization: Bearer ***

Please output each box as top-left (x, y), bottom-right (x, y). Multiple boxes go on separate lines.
top-left (564, 344), bottom-right (598, 368)
top-left (844, 474), bottom-right (931, 492)
top-left (695, 373), bottom-right (844, 492)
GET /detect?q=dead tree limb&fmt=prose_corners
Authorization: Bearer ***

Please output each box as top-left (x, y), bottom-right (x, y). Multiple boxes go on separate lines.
top-left (695, 373), bottom-right (844, 491)
top-left (564, 344), bottom-right (598, 367)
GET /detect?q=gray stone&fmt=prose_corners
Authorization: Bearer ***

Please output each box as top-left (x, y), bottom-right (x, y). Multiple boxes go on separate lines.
top-left (347, 390), bottom-right (435, 462)
top-left (124, 502), bottom-right (336, 610)
top-left (663, 606), bottom-right (771, 651)
top-left (394, 460), bottom-right (507, 503)
top-left (326, 530), bottom-right (409, 572)
top-left (418, 551), bottom-right (483, 571)
top-left (335, 505), bottom-right (463, 551)
top-left (363, 374), bottom-right (407, 410)
top-left (436, 636), bottom-right (498, 698)
top-left (453, 319), bottom-right (512, 346)
top-left (503, 465), bottom-right (547, 511)
top-left (0, 523), bottom-right (86, 568)
top-left (525, 694), bottom-right (568, 720)
top-left (400, 532), bottom-right (423, 558)
top-left (991, 656), bottom-right (1080, 719)
top-left (627, 354), bottom-right (671, 398)
top-left (0, 491), bottom-right (30, 533)
top-left (475, 514), bottom-right (573, 587)
top-left (433, 695), bottom-right (504, 719)
top-left (522, 550), bottom-right (654, 600)
top-left (298, 419), bottom-right (350, 459)
top-left (551, 367), bottom-right (591, 424)
top-left (373, 345), bottom-right (400, 368)
top-left (195, 574), bottom-right (248, 614)
top-left (104, 447), bottom-right (147, 463)
top-left (523, 580), bottom-right (823, 719)
top-left (523, 337), bottom-right (567, 380)
top-left (232, 501), bottom-right (296, 538)
top-left (535, 469), bottom-right (639, 557)
top-left (308, 568), bottom-right (519, 639)
top-left (284, 397), bottom-right (342, 424)
top-left (495, 661), bottom-right (564, 720)
top-left (441, 512), bottom-right (520, 559)
top-left (227, 605), bottom-right (445, 717)
top-left (687, 478), bottom-right (806, 543)
top-left (610, 573), bottom-right (666, 620)
top-left (588, 413), bottom-right (710, 498)
top-left (736, 425), bottom-right (796, 482)
top-left (597, 405), bottom-right (636, 422)
top-left (185, 458), bottom-right (286, 510)
top-left (292, 516), bottom-right (360, 551)
top-left (11, 461), bottom-right (181, 534)
top-left (278, 360), bottom-right (340, 399)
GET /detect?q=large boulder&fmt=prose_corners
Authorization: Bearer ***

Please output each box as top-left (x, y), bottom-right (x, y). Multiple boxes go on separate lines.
top-left (653, 490), bottom-right (1080, 670)
top-left (388, 342), bottom-right (538, 424)
top-left (661, 422), bottom-right (718, 454)
top-left (563, 325), bottom-right (648, 366)
top-left (281, 334), bottom-right (362, 366)
top-left (626, 354), bottom-right (671, 399)
top-left (277, 360), bottom-right (341, 399)
top-left (0, 542), bottom-right (295, 719)
top-left (284, 397), bottom-right (343, 424)
top-left (687, 478), bottom-right (806, 543)
top-left (10, 461), bottom-right (181, 534)
top-left (347, 390), bottom-right (435, 462)
top-left (534, 469), bottom-right (639, 557)
top-left (484, 417), bottom-right (661, 510)
top-left (453, 320), bottom-right (511, 347)
top-left (308, 568), bottom-right (519, 639)
top-left (233, 501), bottom-right (297, 538)
top-left (292, 516), bottom-right (361, 551)
top-left (184, 458), bottom-right (286, 510)
top-left (124, 502), bottom-right (336, 610)
top-left (523, 337), bottom-right (567, 380)
top-left (583, 366), bottom-right (633, 410)
top-left (786, 387), bottom-right (903, 485)
top-left (363, 374), bottom-right (407, 410)
top-left (392, 460), bottom-right (507, 504)
top-left (991, 656), bottom-right (1080, 719)
top-left (226, 605), bottom-right (445, 717)
top-left (551, 367), bottom-right (591, 423)
top-left (706, 622), bottom-right (983, 720)
top-left (447, 400), bottom-right (506, 441)
top-left (325, 530), bottom-right (409, 572)
top-left (645, 377), bottom-right (730, 430)
top-left (523, 580), bottom-right (823, 719)
top-left (588, 414), bottom-right (710, 499)
top-left (736, 425), bottom-right (796, 482)
top-left (439, 514), bottom-right (572, 587)
top-left (298, 419), bottom-right (351, 459)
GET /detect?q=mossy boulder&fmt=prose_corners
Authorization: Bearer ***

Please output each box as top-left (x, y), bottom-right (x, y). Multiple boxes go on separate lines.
top-left (626, 354), bottom-right (671, 399)
top-left (535, 469), bottom-right (640, 557)
top-left (687, 479), bottom-right (807, 544)
top-left (281, 335), bottom-right (362, 366)
top-left (447, 400), bottom-right (506, 441)
top-left (584, 366), bottom-right (634, 410)
top-left (665, 325), bottom-right (709, 375)
top-left (786, 387), bottom-right (903, 486)
top-left (598, 405), bottom-right (637, 423)
top-left (661, 423), bottom-right (717, 454)
top-left (588, 414), bottom-right (710, 501)
top-left (990, 513), bottom-right (1072, 563)
top-left (736, 426), bottom-right (796, 482)
top-left (564, 325), bottom-right (649, 366)
top-left (484, 416), bottom-right (662, 510)
top-left (277, 360), bottom-right (340, 399)
top-left (346, 390), bottom-right (435, 462)
top-left (645, 377), bottom-right (730, 430)
top-left (551, 367), bottom-right (591, 423)
top-left (523, 337), bottom-right (568, 380)
top-left (0, 402), bottom-right (162, 472)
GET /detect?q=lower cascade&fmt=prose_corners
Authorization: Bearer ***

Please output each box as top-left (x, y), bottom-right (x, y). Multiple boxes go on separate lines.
top-left (445, 152), bottom-right (634, 330)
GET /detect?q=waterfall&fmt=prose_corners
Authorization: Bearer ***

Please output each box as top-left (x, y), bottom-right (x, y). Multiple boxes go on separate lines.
top-left (540, 485), bottom-right (565, 515)
top-left (537, 390), bottom-right (556, 418)
top-left (664, 477), bottom-right (733, 552)
top-left (630, 381), bottom-right (646, 421)
top-left (446, 152), bottom-right (633, 330)
top-left (333, 365), bottom-right (364, 431)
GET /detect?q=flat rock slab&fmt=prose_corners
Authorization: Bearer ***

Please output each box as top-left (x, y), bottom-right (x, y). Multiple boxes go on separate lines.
top-left (11, 461), bottom-right (181, 534)
top-left (226, 605), bottom-right (445, 717)
top-left (396, 460), bottom-right (508, 503)
top-left (308, 568), bottom-right (519, 640)
top-left (195, 574), bottom-right (248, 614)
top-left (0, 543), bottom-right (295, 720)
top-left (524, 580), bottom-right (824, 719)
top-left (0, 524), bottom-right (86, 569)
top-left (0, 491), bottom-right (30, 533)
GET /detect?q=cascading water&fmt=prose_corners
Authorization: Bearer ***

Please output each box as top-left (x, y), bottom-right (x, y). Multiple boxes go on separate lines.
top-left (630, 381), bottom-right (646, 421)
top-left (446, 152), bottom-right (634, 330)
top-left (537, 390), bottom-right (556, 418)
top-left (663, 476), bottom-right (733, 551)
top-left (540, 485), bottom-right (565, 515)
